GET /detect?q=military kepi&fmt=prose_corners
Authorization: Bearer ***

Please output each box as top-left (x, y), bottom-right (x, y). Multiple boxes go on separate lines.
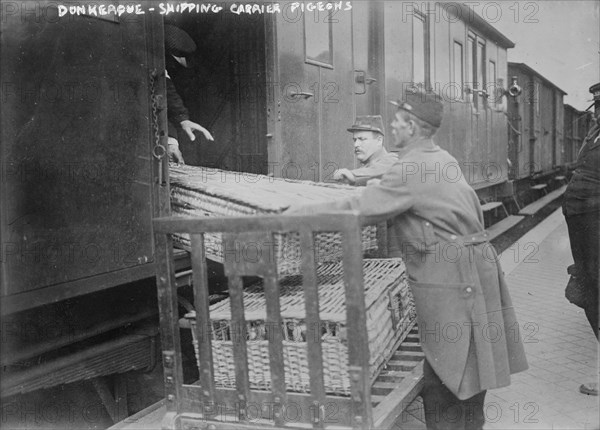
top-left (347, 115), bottom-right (385, 135)
top-left (390, 89), bottom-right (444, 128)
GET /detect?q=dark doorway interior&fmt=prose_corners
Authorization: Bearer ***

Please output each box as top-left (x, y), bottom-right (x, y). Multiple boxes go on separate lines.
top-left (164, 12), bottom-right (268, 174)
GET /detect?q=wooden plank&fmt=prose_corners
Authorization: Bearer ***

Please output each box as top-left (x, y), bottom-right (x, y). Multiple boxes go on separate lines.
top-left (487, 215), bottom-right (525, 241)
top-left (154, 231), bottom-right (184, 414)
top-left (341, 217), bottom-right (373, 429)
top-left (263, 273), bottom-right (287, 428)
top-left (372, 361), bottom-right (424, 430)
top-left (375, 221), bottom-right (389, 257)
top-left (299, 227), bottom-right (326, 429)
top-left (2, 327), bottom-right (155, 397)
top-left (530, 183), bottom-right (548, 191)
top-left (107, 399), bottom-right (167, 430)
top-left (370, 395), bottom-right (388, 406)
top-left (376, 371), bottom-right (413, 383)
top-left (371, 381), bottom-right (402, 396)
top-left (190, 233), bottom-right (216, 402)
top-left (390, 350), bottom-right (424, 361)
top-left (154, 212), bottom-right (362, 235)
top-left (181, 385), bottom-right (358, 428)
top-left (108, 401), bottom-right (165, 430)
top-left (227, 273), bottom-right (250, 423)
top-left (519, 185), bottom-right (566, 215)
top-left (383, 360), bottom-right (421, 372)
top-left (480, 201), bottom-right (503, 212)
top-left (399, 343), bottom-right (422, 352)
top-left (91, 376), bottom-right (128, 424)
top-left (3, 307), bottom-right (157, 365)
top-left (1, 263), bottom-right (155, 315)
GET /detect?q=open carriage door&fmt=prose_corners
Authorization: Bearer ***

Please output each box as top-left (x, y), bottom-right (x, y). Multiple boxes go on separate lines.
top-left (272, 4), bottom-right (355, 181)
top-left (0, 3), bottom-right (169, 313)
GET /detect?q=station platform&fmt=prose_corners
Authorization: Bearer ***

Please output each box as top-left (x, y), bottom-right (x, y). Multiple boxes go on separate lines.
top-left (400, 208), bottom-right (600, 430)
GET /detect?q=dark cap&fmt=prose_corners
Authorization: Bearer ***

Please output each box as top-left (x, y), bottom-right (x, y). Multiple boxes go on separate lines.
top-left (389, 89), bottom-right (444, 128)
top-left (590, 83), bottom-right (600, 101)
top-left (164, 24), bottom-right (197, 57)
top-left (347, 115), bottom-right (385, 135)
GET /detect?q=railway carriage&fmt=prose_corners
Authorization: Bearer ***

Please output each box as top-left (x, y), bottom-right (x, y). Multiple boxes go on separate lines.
top-left (0, 1), bottom-right (592, 426)
top-left (563, 104), bottom-right (593, 167)
top-left (507, 62), bottom-right (568, 199)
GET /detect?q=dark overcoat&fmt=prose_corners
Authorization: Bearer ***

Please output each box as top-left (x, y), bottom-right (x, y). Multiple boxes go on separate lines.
top-left (294, 142), bottom-right (528, 399)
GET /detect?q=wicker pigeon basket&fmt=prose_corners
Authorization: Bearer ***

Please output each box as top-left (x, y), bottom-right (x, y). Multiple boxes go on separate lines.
top-left (186, 258), bottom-right (416, 396)
top-left (169, 164), bottom-right (378, 276)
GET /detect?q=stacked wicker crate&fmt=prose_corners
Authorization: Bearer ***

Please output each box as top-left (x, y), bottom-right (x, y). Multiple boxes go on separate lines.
top-left (170, 164), bottom-right (416, 396)
top-left (169, 164), bottom-right (379, 277)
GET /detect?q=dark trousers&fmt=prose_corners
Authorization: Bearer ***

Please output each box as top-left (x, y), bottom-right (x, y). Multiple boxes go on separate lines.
top-left (565, 211), bottom-right (599, 339)
top-left (421, 360), bottom-right (486, 430)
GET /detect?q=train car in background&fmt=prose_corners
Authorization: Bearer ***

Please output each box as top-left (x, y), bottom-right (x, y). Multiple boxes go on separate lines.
top-left (564, 104), bottom-right (594, 167)
top-left (507, 62), bottom-right (567, 201)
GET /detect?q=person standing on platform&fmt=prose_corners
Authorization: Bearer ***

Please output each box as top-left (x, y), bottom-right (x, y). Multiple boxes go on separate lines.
top-left (332, 115), bottom-right (398, 186)
top-left (563, 82), bottom-right (600, 396)
top-left (287, 88), bottom-right (528, 430)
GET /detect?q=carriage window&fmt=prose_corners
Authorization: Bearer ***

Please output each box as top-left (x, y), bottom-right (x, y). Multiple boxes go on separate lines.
top-left (466, 33), bottom-right (486, 110)
top-left (305, 10), bottom-right (332, 66)
top-left (466, 35), bottom-right (475, 95)
top-left (412, 12), bottom-right (427, 88)
top-left (453, 41), bottom-right (464, 100)
top-left (489, 60), bottom-right (496, 106)
top-left (476, 41), bottom-right (485, 92)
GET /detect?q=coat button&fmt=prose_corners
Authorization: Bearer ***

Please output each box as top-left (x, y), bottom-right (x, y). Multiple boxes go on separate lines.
top-left (450, 235), bottom-right (457, 240)
top-left (465, 287), bottom-right (473, 295)
top-left (425, 222), bottom-right (430, 226)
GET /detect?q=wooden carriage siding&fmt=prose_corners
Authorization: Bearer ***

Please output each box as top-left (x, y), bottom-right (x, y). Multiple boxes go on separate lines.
top-left (275, 1), bottom-right (515, 188)
top-left (563, 104), bottom-right (593, 167)
top-left (507, 62), bottom-right (567, 181)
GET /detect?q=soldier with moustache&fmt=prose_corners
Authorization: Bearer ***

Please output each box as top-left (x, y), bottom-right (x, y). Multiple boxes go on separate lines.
top-left (332, 115), bottom-right (398, 186)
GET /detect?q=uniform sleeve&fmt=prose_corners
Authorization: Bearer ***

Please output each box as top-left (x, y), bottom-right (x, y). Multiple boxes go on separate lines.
top-left (347, 162), bottom-right (414, 223)
top-left (350, 156), bottom-right (398, 186)
top-left (288, 162), bottom-right (415, 224)
top-left (166, 76), bottom-right (189, 124)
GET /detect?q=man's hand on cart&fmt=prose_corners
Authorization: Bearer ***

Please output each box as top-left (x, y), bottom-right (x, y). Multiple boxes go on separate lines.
top-left (180, 120), bottom-right (214, 142)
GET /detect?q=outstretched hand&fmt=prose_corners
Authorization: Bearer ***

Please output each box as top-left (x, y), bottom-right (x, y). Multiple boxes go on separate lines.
top-left (180, 120), bottom-right (214, 142)
top-left (332, 168), bottom-right (356, 184)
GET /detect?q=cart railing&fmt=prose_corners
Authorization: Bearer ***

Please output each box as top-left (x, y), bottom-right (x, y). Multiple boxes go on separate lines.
top-left (153, 212), bottom-right (376, 429)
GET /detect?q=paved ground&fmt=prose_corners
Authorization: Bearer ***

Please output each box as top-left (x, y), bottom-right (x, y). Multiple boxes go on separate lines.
top-left (398, 209), bottom-right (600, 430)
